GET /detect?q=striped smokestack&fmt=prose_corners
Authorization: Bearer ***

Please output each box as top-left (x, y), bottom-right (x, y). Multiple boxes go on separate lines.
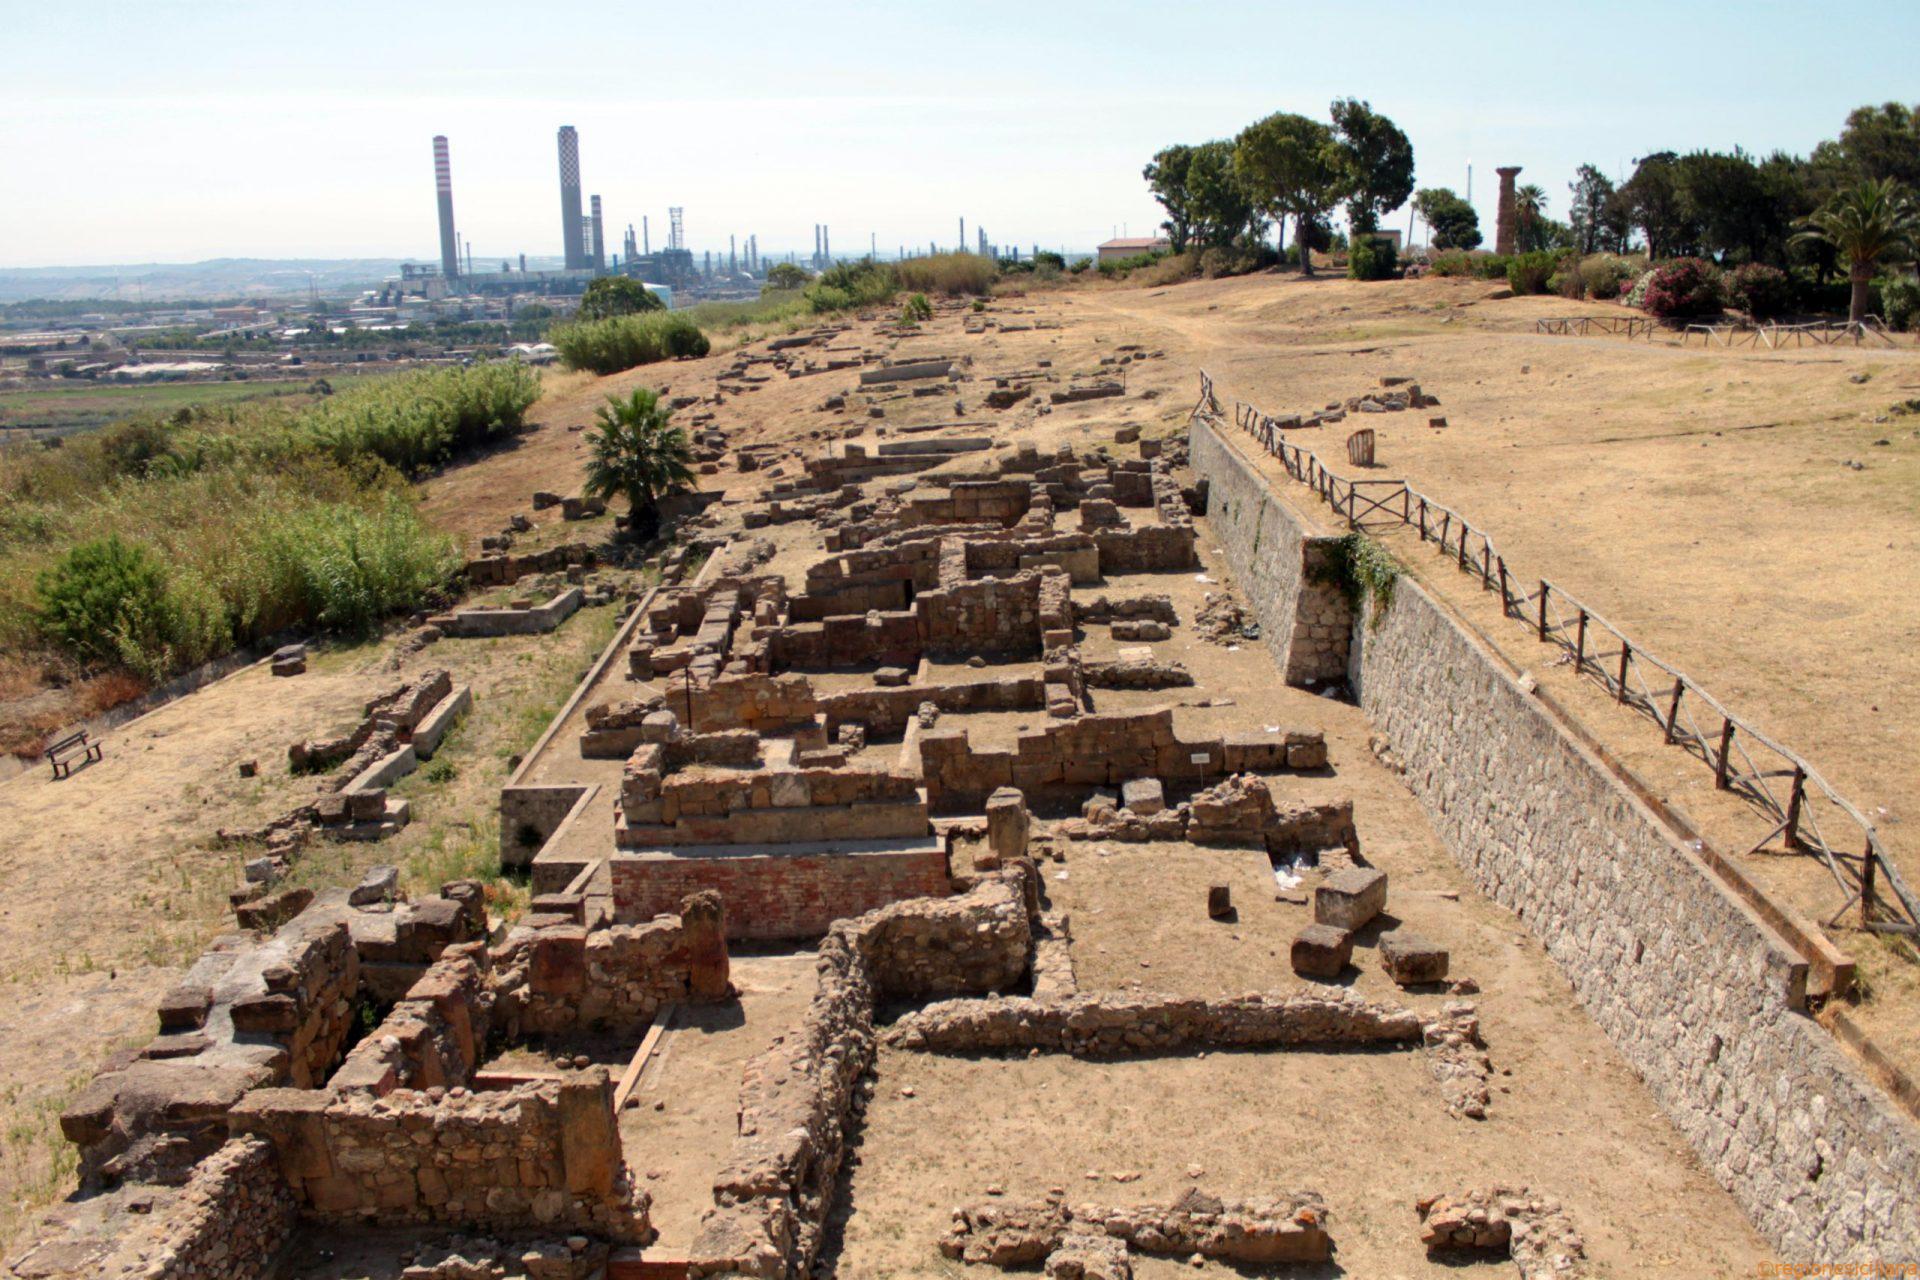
top-left (433, 135), bottom-right (459, 281)
top-left (590, 194), bottom-right (606, 273)
top-left (557, 126), bottom-right (586, 270)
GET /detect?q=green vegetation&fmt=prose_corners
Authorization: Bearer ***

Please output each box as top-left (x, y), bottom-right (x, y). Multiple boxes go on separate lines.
top-left (1505, 250), bottom-right (1559, 295)
top-left (1793, 178), bottom-right (1920, 323)
top-left (576, 276), bottom-right (665, 320)
top-left (763, 262), bottom-right (810, 292)
top-left (894, 252), bottom-right (998, 296)
top-left (1318, 532), bottom-right (1398, 619)
top-left (0, 362), bottom-right (539, 692)
top-left (581, 388), bottom-right (694, 539)
top-left (899, 292), bottom-right (933, 324)
top-left (549, 311), bottom-right (711, 374)
top-left (1233, 112), bottom-right (1343, 277)
top-left (1413, 189), bottom-right (1482, 251)
top-left (1330, 98), bottom-right (1415, 237)
top-left (0, 375), bottom-right (373, 438)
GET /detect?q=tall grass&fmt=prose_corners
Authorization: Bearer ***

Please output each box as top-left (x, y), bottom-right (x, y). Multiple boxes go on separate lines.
top-left (550, 312), bottom-right (711, 375)
top-left (893, 252), bottom-right (999, 296)
top-left (0, 365), bottom-right (528, 696)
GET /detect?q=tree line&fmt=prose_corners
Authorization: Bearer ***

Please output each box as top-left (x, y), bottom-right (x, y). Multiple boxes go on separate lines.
top-left (1144, 99), bottom-right (1413, 278)
top-left (1145, 101), bottom-right (1920, 304)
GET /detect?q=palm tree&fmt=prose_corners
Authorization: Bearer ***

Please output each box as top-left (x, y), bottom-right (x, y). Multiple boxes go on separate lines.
top-left (1513, 183), bottom-right (1548, 251)
top-left (1793, 178), bottom-right (1920, 324)
top-left (582, 388), bottom-right (695, 540)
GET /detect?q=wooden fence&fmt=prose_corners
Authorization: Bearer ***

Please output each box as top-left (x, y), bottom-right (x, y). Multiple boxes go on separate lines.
top-left (1679, 318), bottom-right (1900, 349)
top-left (1192, 370), bottom-right (1920, 943)
top-left (1534, 315), bottom-right (1660, 339)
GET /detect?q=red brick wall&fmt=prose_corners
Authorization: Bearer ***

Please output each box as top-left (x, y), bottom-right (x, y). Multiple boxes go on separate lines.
top-left (609, 848), bottom-right (951, 940)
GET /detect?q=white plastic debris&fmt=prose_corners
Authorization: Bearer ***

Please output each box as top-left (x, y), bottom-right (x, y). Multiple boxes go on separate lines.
top-left (1194, 573), bottom-right (1215, 584)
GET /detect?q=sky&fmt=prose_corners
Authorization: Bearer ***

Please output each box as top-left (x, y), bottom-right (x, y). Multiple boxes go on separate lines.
top-left (3, 0), bottom-right (1918, 269)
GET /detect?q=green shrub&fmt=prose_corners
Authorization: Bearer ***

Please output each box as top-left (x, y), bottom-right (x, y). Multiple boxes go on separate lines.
top-left (36, 535), bottom-right (171, 667)
top-left (805, 258), bottom-right (897, 313)
top-left (577, 276), bottom-right (664, 320)
top-left (1428, 250), bottom-right (1474, 277)
top-left (1726, 263), bottom-right (1793, 320)
top-left (550, 313), bottom-right (711, 374)
top-left (1471, 253), bottom-right (1512, 281)
top-left (1878, 275), bottom-right (1920, 331)
top-left (1033, 251), bottom-right (1067, 272)
top-left (900, 293), bottom-right (933, 324)
top-left (1506, 251), bottom-right (1558, 295)
top-left (304, 363), bottom-right (540, 473)
top-left (252, 496), bottom-right (456, 637)
top-left (1347, 236), bottom-right (1399, 281)
top-left (1580, 255), bottom-right (1636, 300)
top-left (1641, 257), bottom-right (1723, 319)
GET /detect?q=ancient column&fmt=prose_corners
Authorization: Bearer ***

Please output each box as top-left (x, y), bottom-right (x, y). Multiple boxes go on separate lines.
top-left (1495, 166), bottom-right (1523, 255)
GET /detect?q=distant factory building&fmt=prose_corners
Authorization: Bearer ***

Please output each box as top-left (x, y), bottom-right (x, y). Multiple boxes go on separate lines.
top-left (1096, 236), bottom-right (1171, 265)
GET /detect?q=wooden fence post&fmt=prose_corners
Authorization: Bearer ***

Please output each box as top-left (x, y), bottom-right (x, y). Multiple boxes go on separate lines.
top-left (1574, 609), bottom-right (1588, 672)
top-left (1616, 641), bottom-right (1631, 703)
top-left (1715, 720), bottom-right (1735, 788)
top-left (1537, 583), bottom-right (1549, 641)
top-left (1784, 767), bottom-right (1806, 849)
top-left (1497, 559), bottom-right (1509, 617)
top-left (1663, 682), bottom-right (1684, 744)
top-left (1861, 843), bottom-right (1878, 927)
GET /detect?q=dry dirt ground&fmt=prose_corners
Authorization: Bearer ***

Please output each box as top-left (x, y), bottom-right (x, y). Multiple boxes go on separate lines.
top-left (2, 273), bottom-right (1909, 1268)
top-left (997, 273), bottom-right (1920, 1076)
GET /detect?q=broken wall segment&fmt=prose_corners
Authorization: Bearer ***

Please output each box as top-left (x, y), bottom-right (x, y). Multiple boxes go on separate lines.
top-left (941, 1188), bottom-right (1333, 1268)
top-left (228, 1073), bottom-right (650, 1242)
top-left (610, 844), bottom-right (951, 942)
top-left (882, 988), bottom-right (1422, 1057)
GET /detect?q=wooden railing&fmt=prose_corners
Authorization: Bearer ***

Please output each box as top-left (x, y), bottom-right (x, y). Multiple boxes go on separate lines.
top-left (1192, 370), bottom-right (1920, 942)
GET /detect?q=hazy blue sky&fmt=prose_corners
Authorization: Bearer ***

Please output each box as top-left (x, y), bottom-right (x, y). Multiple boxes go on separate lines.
top-left (4, 0), bottom-right (1918, 267)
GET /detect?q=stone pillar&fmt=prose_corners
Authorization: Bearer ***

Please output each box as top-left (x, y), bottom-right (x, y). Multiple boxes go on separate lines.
top-left (557, 1068), bottom-right (620, 1197)
top-left (680, 890), bottom-right (731, 1001)
top-left (1495, 166), bottom-right (1523, 255)
top-left (983, 786), bottom-right (1031, 869)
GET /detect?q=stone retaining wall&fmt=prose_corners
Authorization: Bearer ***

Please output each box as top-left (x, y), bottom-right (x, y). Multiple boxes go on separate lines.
top-left (1187, 418), bottom-right (1350, 683)
top-left (1189, 412), bottom-right (1920, 1260)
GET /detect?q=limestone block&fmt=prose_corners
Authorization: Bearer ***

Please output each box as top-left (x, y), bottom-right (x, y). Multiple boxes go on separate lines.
top-left (986, 787), bottom-right (1031, 867)
top-left (1379, 932), bottom-right (1449, 986)
top-left (1314, 866), bottom-right (1386, 931)
top-left (1120, 778), bottom-right (1164, 816)
top-left (1207, 885), bottom-right (1233, 919)
top-left (1290, 924), bottom-right (1353, 978)
top-left (1047, 1233), bottom-right (1133, 1280)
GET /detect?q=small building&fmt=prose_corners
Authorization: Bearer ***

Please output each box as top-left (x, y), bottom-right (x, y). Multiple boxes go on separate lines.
top-left (1097, 236), bottom-right (1171, 266)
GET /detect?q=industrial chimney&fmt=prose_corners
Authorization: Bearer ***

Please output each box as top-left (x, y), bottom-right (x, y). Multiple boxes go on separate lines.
top-left (557, 126), bottom-right (586, 270)
top-left (590, 194), bottom-right (607, 273)
top-left (433, 136), bottom-right (459, 281)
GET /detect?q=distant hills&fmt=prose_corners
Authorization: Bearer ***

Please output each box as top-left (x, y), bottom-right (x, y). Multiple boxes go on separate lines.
top-left (0, 257), bottom-right (564, 303)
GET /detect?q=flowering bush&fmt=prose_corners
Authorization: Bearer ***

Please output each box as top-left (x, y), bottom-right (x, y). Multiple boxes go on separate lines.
top-left (1641, 258), bottom-right (1723, 319)
top-left (1725, 263), bottom-right (1792, 320)
top-left (1620, 270), bottom-right (1655, 309)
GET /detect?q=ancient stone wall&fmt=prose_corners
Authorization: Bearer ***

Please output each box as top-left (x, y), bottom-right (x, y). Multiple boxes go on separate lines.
top-left (885, 989), bottom-right (1421, 1057)
top-left (1189, 413), bottom-right (1920, 1260)
top-left (490, 896), bottom-right (731, 1037)
top-left (229, 1073), bottom-right (649, 1241)
top-left (690, 871), bottom-right (1033, 1280)
top-left (917, 707), bottom-right (1325, 809)
top-left (1187, 418), bottom-right (1350, 683)
top-left (617, 757), bottom-right (928, 847)
top-left (610, 846), bottom-right (951, 941)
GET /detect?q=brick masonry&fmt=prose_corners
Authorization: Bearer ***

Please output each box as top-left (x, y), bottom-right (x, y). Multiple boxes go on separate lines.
top-left (1189, 412), bottom-right (1920, 1261)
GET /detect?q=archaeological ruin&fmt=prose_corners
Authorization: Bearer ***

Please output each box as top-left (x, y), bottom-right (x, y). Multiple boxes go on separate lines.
top-left (7, 295), bottom-right (1917, 1280)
